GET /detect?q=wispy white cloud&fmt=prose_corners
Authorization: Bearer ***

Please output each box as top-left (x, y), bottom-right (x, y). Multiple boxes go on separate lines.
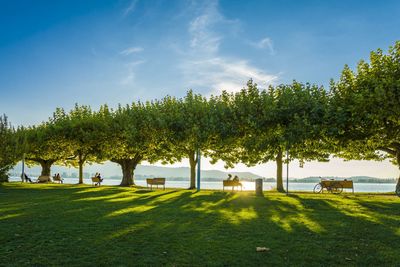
top-left (120, 60), bottom-right (146, 86)
top-left (188, 1), bottom-right (223, 54)
top-left (182, 57), bottom-right (278, 95)
top-left (181, 0), bottom-right (278, 94)
top-left (120, 46), bottom-right (144, 56)
top-left (249, 37), bottom-right (275, 55)
top-left (123, 0), bottom-right (139, 17)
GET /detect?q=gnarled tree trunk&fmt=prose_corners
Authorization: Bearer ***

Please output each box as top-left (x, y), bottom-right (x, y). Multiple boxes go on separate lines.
top-left (380, 146), bottom-right (400, 195)
top-left (396, 151), bottom-right (400, 196)
top-left (188, 151), bottom-right (197, 189)
top-left (39, 160), bottom-right (54, 176)
top-left (78, 153), bottom-right (84, 184)
top-left (276, 149), bottom-right (285, 192)
top-left (26, 158), bottom-right (56, 177)
top-left (113, 154), bottom-right (142, 187)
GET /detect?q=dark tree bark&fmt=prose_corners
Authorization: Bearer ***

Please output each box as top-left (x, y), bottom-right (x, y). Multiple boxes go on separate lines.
top-left (78, 153), bottom-right (85, 184)
top-left (396, 150), bottom-right (400, 196)
top-left (39, 160), bottom-right (54, 176)
top-left (112, 154), bottom-right (142, 187)
top-left (380, 146), bottom-right (400, 195)
top-left (188, 151), bottom-right (197, 189)
top-left (276, 149), bottom-right (285, 192)
top-left (26, 158), bottom-right (56, 177)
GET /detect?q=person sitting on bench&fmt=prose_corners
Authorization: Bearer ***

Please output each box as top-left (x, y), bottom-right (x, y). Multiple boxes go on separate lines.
top-left (233, 175), bottom-right (240, 182)
top-left (96, 173), bottom-right (103, 183)
top-left (53, 173), bottom-right (63, 183)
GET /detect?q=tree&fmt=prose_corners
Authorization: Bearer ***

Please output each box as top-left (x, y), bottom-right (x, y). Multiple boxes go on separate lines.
top-left (103, 102), bottom-right (168, 186)
top-left (158, 91), bottom-right (213, 189)
top-left (21, 122), bottom-right (71, 176)
top-left (230, 80), bottom-right (329, 192)
top-left (51, 105), bottom-right (105, 184)
top-left (329, 41), bottom-right (400, 191)
top-left (0, 114), bottom-right (18, 182)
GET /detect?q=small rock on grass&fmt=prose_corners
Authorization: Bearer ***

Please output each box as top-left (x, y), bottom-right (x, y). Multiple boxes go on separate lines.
top-left (256, 247), bottom-right (270, 252)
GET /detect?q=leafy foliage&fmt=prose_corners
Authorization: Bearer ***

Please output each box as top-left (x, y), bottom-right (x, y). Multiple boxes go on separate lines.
top-left (214, 80), bottom-right (330, 191)
top-left (3, 41), bottom-right (399, 191)
top-left (158, 91), bottom-right (214, 189)
top-left (50, 104), bottom-right (107, 183)
top-left (0, 115), bottom-right (18, 182)
top-left (102, 101), bottom-right (169, 186)
top-left (329, 41), bottom-right (400, 168)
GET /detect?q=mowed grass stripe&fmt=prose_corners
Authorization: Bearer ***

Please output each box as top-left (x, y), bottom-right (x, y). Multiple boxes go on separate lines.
top-left (0, 183), bottom-right (399, 266)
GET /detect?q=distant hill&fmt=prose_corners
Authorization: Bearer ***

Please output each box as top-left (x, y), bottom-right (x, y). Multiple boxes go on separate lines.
top-left (292, 176), bottom-right (397, 184)
top-left (9, 163), bottom-right (396, 183)
top-left (10, 162), bottom-right (263, 180)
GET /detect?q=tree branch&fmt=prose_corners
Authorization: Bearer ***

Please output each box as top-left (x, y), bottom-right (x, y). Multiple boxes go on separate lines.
top-left (378, 147), bottom-right (396, 156)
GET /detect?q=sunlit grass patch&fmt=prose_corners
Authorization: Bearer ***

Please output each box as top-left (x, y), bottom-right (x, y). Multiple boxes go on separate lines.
top-left (0, 182), bottom-right (399, 266)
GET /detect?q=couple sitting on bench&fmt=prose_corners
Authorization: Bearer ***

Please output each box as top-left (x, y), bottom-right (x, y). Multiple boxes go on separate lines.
top-left (92, 173), bottom-right (103, 186)
top-left (52, 173), bottom-right (63, 183)
top-left (223, 174), bottom-right (242, 191)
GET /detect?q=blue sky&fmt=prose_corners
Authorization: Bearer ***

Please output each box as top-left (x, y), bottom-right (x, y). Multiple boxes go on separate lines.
top-left (1, 0), bottom-right (399, 177)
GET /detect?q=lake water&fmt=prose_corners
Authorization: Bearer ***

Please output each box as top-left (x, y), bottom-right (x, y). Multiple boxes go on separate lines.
top-left (8, 176), bottom-right (397, 193)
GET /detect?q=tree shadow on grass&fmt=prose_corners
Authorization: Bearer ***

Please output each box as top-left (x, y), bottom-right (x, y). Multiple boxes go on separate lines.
top-left (1, 184), bottom-right (400, 266)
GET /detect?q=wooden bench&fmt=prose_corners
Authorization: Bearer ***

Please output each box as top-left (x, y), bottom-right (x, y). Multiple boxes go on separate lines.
top-left (223, 180), bottom-right (242, 191)
top-left (320, 179), bottom-right (354, 193)
top-left (91, 177), bottom-right (103, 186)
top-left (36, 175), bottom-right (51, 183)
top-left (340, 180), bottom-right (354, 193)
top-left (53, 175), bottom-right (63, 184)
top-left (146, 178), bottom-right (166, 190)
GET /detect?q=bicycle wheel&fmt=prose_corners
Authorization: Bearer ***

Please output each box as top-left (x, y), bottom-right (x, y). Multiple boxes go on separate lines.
top-left (331, 184), bottom-right (343, 194)
top-left (313, 183), bottom-right (322, 193)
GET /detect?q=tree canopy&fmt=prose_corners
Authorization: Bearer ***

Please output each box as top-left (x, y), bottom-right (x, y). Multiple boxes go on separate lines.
top-left (1, 41), bottom-right (399, 192)
top-left (0, 115), bottom-right (18, 182)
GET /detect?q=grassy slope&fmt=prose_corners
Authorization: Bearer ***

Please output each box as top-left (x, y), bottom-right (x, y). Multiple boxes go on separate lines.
top-left (0, 183), bottom-right (399, 266)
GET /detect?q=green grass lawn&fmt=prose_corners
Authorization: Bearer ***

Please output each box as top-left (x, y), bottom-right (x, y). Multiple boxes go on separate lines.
top-left (0, 183), bottom-right (399, 266)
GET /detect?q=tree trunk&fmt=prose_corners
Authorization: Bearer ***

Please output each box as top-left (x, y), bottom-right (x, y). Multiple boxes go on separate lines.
top-left (112, 154), bottom-right (142, 187)
top-left (78, 153), bottom-right (84, 184)
top-left (39, 160), bottom-right (53, 176)
top-left (276, 149), bottom-right (285, 192)
top-left (188, 151), bottom-right (197, 189)
top-left (119, 159), bottom-right (137, 187)
top-left (396, 150), bottom-right (400, 195)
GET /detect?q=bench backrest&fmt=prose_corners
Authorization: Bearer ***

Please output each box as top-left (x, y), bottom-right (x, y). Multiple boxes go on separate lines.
top-left (147, 178), bottom-right (165, 185)
top-left (223, 180), bottom-right (241, 186)
top-left (38, 175), bottom-right (51, 182)
top-left (321, 180), bottom-right (353, 188)
top-left (92, 177), bottom-right (101, 182)
top-left (341, 180), bottom-right (353, 188)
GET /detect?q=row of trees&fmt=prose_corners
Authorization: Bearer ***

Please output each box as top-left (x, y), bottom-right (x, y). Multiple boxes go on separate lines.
top-left (1, 41), bottom-right (399, 191)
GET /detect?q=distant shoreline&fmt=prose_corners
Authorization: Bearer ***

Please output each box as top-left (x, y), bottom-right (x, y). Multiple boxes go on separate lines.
top-left (9, 175), bottom-right (398, 184)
